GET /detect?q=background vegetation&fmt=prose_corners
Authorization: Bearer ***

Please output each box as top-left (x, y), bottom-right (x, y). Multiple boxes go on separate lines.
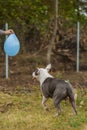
top-left (0, 0), bottom-right (87, 53)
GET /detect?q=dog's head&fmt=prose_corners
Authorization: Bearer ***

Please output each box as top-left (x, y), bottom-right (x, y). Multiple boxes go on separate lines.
top-left (32, 64), bottom-right (53, 84)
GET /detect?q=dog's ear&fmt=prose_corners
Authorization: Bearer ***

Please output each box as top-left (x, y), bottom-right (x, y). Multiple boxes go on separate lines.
top-left (45, 64), bottom-right (51, 72)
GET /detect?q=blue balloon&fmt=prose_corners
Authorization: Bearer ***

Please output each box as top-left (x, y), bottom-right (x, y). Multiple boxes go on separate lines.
top-left (4, 34), bottom-right (20, 56)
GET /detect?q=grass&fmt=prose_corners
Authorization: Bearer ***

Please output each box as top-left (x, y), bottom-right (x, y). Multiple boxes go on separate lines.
top-left (0, 86), bottom-right (87, 130)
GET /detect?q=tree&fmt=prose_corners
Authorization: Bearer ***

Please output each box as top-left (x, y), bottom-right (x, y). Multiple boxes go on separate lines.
top-left (47, 0), bottom-right (58, 64)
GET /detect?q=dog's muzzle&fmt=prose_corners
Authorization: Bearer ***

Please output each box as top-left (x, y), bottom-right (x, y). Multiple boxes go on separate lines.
top-left (32, 72), bottom-right (37, 82)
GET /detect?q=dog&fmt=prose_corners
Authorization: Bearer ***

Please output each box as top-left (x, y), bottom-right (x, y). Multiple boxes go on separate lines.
top-left (32, 64), bottom-right (77, 116)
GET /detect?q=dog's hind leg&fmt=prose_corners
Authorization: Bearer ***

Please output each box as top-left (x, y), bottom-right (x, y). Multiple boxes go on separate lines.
top-left (69, 98), bottom-right (77, 115)
top-left (67, 82), bottom-right (77, 115)
top-left (54, 104), bottom-right (62, 117)
top-left (53, 97), bottom-right (62, 116)
top-left (42, 96), bottom-right (48, 110)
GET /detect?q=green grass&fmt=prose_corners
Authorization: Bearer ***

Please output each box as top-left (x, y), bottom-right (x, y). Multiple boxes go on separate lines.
top-left (0, 87), bottom-right (87, 130)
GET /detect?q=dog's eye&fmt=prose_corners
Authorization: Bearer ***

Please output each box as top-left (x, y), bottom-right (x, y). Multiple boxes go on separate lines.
top-left (35, 69), bottom-right (39, 75)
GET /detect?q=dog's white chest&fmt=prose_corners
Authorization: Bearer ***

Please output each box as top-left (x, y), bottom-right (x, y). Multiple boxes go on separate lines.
top-left (39, 72), bottom-right (53, 86)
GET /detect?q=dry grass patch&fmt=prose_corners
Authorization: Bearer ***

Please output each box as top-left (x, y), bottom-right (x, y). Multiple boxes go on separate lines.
top-left (0, 87), bottom-right (87, 130)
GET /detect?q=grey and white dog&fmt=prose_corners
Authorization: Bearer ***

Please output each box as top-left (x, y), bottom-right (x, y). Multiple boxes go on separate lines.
top-left (32, 64), bottom-right (77, 116)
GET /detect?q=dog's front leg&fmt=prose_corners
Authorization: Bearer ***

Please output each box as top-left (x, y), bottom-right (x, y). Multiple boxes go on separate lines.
top-left (42, 96), bottom-right (48, 110)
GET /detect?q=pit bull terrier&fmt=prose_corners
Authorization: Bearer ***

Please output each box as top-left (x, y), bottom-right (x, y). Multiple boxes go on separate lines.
top-left (32, 64), bottom-right (77, 116)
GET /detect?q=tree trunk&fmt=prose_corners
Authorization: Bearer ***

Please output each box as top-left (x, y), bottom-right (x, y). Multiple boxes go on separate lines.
top-left (47, 0), bottom-right (58, 64)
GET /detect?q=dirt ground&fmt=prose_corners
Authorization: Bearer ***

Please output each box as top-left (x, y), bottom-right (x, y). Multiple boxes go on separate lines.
top-left (0, 54), bottom-right (87, 93)
top-left (83, 125), bottom-right (87, 130)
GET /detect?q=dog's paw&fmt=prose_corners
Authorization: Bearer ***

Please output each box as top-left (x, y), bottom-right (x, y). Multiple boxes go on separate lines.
top-left (54, 113), bottom-right (59, 117)
top-left (44, 106), bottom-right (49, 111)
top-left (54, 112), bottom-right (61, 117)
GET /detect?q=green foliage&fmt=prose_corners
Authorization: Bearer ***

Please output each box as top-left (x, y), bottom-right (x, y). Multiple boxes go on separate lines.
top-left (0, 0), bottom-right (87, 31)
top-left (0, 0), bottom-right (49, 31)
top-left (0, 0), bottom-right (87, 53)
top-left (58, 0), bottom-right (87, 23)
top-left (0, 0), bottom-right (49, 53)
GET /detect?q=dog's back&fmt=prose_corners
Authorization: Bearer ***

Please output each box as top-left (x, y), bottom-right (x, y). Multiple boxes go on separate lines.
top-left (42, 78), bottom-right (74, 99)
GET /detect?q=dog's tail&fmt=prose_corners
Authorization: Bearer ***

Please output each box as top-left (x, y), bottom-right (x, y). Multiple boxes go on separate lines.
top-left (73, 89), bottom-right (78, 101)
top-left (67, 82), bottom-right (77, 101)
top-left (67, 82), bottom-right (77, 115)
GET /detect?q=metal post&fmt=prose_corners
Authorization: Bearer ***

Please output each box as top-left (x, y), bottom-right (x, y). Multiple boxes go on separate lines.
top-left (5, 23), bottom-right (9, 79)
top-left (76, 21), bottom-right (80, 72)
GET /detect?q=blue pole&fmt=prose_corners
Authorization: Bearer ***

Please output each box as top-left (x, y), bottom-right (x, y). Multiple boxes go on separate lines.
top-left (5, 23), bottom-right (9, 79)
top-left (76, 21), bottom-right (80, 72)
